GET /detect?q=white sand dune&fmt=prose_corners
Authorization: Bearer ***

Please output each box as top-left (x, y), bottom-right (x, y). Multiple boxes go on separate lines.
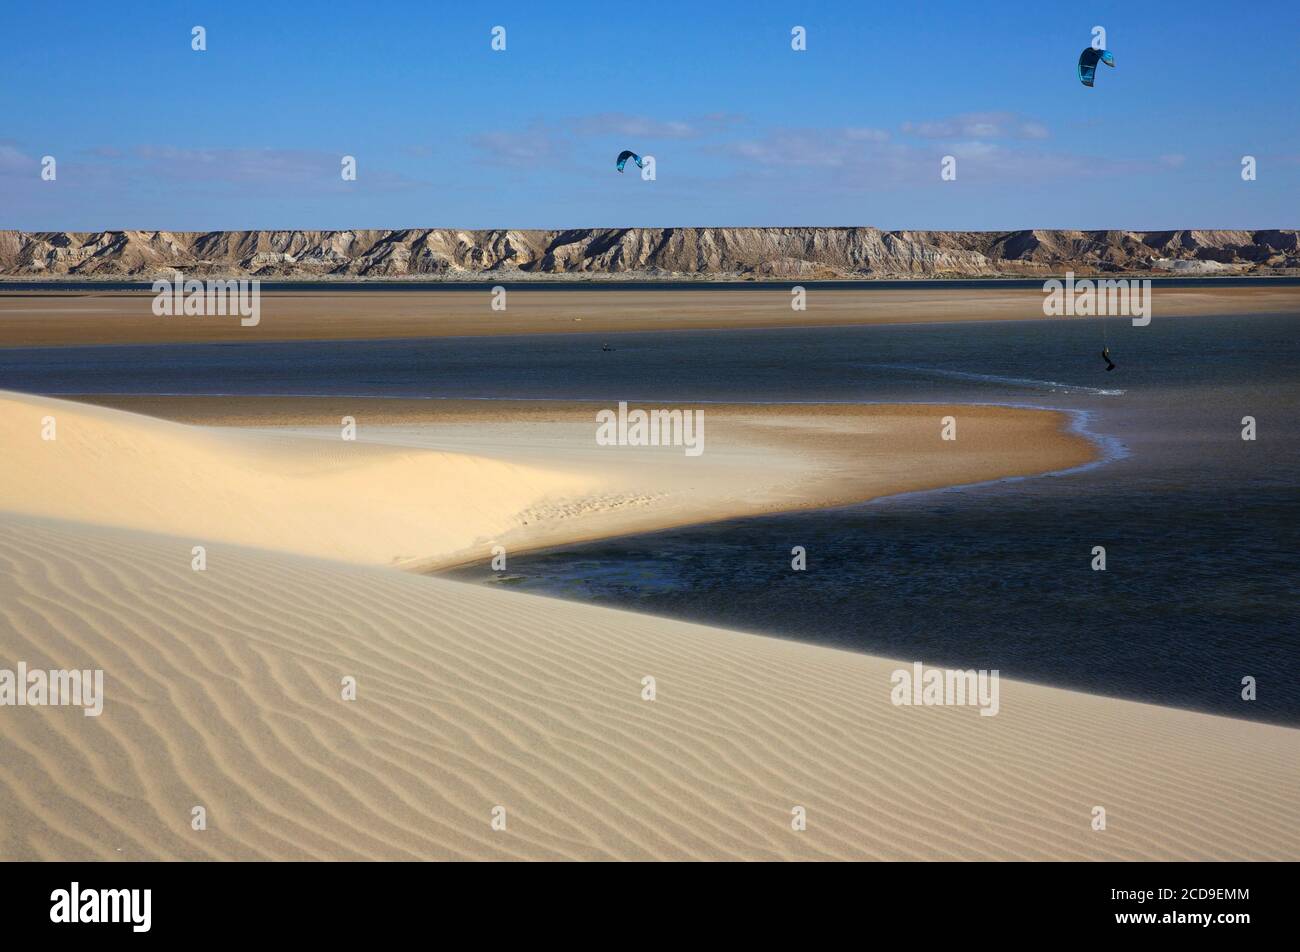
top-left (0, 391), bottom-right (1096, 570)
top-left (1, 391), bottom-right (1297, 860)
top-left (1, 512), bottom-right (1296, 860)
top-left (0, 391), bottom-right (599, 568)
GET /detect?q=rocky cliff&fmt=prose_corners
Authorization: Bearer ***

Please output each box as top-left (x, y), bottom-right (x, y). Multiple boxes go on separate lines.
top-left (1, 228), bottom-right (1296, 279)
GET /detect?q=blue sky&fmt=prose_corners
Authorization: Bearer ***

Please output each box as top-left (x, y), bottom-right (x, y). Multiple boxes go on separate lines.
top-left (2, 0), bottom-right (1296, 231)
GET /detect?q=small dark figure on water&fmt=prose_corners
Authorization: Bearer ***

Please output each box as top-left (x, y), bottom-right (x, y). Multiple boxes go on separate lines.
top-left (1102, 347), bottom-right (1116, 372)
top-left (602, 342), bottom-right (615, 352)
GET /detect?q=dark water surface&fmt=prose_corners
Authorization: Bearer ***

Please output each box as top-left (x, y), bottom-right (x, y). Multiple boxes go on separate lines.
top-left (2, 311), bottom-right (1296, 723)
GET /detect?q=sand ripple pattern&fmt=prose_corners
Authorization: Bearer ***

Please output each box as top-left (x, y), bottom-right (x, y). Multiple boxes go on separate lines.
top-left (1, 514), bottom-right (1297, 861)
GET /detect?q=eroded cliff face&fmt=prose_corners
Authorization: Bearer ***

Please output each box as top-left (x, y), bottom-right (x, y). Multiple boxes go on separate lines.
top-left (2, 228), bottom-right (1296, 279)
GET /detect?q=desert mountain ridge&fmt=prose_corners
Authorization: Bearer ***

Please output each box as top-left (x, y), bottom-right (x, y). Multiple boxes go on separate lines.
top-left (1, 228), bottom-right (1296, 280)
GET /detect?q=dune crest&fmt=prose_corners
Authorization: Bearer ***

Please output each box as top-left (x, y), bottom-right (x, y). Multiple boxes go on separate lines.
top-left (3, 392), bottom-right (1295, 860)
top-left (1, 513), bottom-right (1297, 860)
top-left (0, 392), bottom-right (603, 567)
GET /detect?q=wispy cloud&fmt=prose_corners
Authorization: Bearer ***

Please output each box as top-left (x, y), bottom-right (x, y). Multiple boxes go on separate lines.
top-left (469, 123), bottom-right (570, 168)
top-left (469, 112), bottom-right (747, 166)
top-left (710, 122), bottom-right (1172, 189)
top-left (132, 146), bottom-right (339, 184)
top-left (0, 144), bottom-right (38, 176)
top-left (902, 111), bottom-right (1050, 140)
top-left (568, 112), bottom-right (745, 140)
top-left (90, 146), bottom-right (422, 192)
top-left (727, 127), bottom-right (896, 168)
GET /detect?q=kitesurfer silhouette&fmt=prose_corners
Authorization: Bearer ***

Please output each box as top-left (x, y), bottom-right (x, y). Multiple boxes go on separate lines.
top-left (1102, 347), bottom-right (1116, 371)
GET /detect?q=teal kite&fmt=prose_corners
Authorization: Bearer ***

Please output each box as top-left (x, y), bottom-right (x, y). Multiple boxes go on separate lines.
top-left (615, 150), bottom-right (644, 173)
top-left (1078, 47), bottom-right (1115, 87)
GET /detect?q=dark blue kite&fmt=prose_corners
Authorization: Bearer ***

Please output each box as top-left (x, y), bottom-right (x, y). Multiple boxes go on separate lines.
top-left (1078, 47), bottom-right (1115, 87)
top-left (615, 150), bottom-right (644, 173)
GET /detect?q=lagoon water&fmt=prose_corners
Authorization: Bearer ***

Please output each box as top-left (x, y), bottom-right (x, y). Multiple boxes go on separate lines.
top-left (2, 310), bottom-right (1296, 723)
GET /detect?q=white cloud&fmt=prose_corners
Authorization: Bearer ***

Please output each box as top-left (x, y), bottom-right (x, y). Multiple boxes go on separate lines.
top-left (0, 145), bottom-right (36, 175)
top-left (726, 128), bottom-right (895, 168)
top-left (572, 113), bottom-right (696, 139)
top-left (902, 112), bottom-right (1051, 140)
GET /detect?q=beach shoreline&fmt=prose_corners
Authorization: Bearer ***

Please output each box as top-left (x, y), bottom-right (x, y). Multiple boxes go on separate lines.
top-left (0, 392), bottom-right (1098, 571)
top-left (1, 391), bottom-right (1297, 860)
top-left (63, 394), bottom-right (1120, 572)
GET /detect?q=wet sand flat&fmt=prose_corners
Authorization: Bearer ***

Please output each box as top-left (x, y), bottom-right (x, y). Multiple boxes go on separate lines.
top-left (1, 285), bottom-right (1295, 348)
